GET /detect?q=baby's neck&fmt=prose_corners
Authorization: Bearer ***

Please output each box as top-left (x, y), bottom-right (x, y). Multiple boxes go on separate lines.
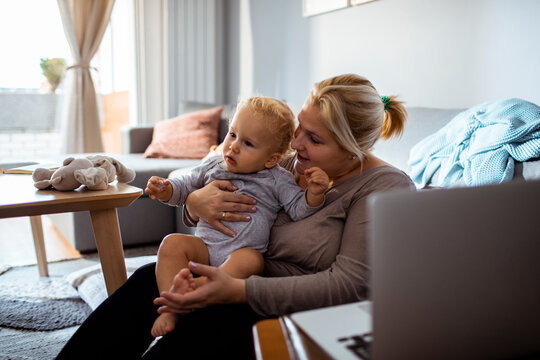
top-left (227, 166), bottom-right (271, 175)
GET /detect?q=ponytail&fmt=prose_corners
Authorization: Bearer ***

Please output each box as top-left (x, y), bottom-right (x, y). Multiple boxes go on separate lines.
top-left (380, 95), bottom-right (407, 139)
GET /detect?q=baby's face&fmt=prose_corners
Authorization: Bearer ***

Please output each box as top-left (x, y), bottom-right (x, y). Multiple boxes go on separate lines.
top-left (222, 107), bottom-right (281, 174)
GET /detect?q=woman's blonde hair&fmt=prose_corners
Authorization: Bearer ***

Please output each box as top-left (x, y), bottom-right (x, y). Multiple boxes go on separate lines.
top-left (235, 96), bottom-right (296, 155)
top-left (305, 74), bottom-right (407, 160)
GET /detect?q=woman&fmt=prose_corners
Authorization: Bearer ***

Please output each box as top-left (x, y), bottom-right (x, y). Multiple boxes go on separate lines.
top-left (56, 74), bottom-right (414, 359)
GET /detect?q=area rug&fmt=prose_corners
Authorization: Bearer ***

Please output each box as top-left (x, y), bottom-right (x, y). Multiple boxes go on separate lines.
top-left (0, 275), bottom-right (91, 331)
top-left (0, 298), bottom-right (91, 331)
top-left (0, 326), bottom-right (78, 360)
top-left (0, 254), bottom-right (157, 334)
top-left (66, 255), bottom-right (157, 310)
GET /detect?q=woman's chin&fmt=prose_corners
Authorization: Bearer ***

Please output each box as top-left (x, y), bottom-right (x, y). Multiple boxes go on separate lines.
top-left (293, 158), bottom-right (306, 174)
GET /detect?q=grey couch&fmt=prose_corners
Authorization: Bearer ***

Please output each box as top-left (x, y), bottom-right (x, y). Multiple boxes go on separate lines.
top-left (58, 106), bottom-right (540, 252)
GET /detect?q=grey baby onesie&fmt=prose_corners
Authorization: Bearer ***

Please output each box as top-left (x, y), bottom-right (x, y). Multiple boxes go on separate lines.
top-left (167, 155), bottom-right (322, 266)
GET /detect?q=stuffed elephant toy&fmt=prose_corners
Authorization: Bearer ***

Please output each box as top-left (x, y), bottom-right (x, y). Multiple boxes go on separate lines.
top-left (32, 155), bottom-right (136, 191)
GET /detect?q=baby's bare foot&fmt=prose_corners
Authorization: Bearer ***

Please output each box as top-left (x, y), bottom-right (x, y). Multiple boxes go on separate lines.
top-left (151, 313), bottom-right (177, 338)
top-left (171, 267), bottom-right (195, 294)
top-left (194, 276), bottom-right (207, 289)
top-left (151, 269), bottom-right (195, 337)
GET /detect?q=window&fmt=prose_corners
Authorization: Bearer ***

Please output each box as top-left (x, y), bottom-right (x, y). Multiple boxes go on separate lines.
top-left (0, 0), bottom-right (70, 91)
top-left (0, 0), bottom-right (136, 160)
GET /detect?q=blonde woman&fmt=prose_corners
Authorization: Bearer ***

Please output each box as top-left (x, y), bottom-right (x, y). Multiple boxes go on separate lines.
top-left (57, 74), bottom-right (414, 359)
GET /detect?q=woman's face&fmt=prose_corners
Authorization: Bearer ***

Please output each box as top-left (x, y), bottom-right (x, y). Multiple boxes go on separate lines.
top-left (291, 103), bottom-right (351, 179)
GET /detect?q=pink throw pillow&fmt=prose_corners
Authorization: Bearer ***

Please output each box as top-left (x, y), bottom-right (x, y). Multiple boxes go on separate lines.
top-left (143, 107), bottom-right (223, 159)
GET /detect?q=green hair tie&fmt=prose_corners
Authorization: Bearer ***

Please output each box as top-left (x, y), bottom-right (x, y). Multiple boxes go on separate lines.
top-left (381, 96), bottom-right (391, 111)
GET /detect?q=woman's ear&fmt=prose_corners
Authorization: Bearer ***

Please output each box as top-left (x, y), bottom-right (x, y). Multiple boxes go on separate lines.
top-left (265, 153), bottom-right (282, 169)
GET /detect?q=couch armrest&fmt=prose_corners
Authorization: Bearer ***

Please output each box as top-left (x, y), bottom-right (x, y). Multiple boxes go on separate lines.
top-left (121, 125), bottom-right (154, 154)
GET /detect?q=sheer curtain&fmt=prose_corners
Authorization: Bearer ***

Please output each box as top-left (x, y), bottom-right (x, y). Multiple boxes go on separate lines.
top-left (57, 0), bottom-right (115, 153)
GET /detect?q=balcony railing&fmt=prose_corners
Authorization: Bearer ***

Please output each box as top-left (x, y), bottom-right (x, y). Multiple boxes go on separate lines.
top-left (0, 91), bottom-right (62, 162)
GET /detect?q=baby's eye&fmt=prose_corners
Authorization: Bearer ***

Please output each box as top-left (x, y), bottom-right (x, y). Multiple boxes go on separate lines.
top-left (245, 140), bottom-right (253, 147)
top-left (229, 131), bottom-right (236, 138)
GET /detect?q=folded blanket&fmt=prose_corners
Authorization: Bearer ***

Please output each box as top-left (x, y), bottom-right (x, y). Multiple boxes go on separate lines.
top-left (408, 98), bottom-right (540, 187)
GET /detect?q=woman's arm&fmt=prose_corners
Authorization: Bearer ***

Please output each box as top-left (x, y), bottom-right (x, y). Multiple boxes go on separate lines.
top-left (246, 172), bottom-right (415, 316)
top-left (246, 207), bottom-right (369, 316)
top-left (184, 180), bottom-right (258, 236)
top-left (154, 190), bottom-right (369, 315)
top-left (156, 171), bottom-right (413, 316)
top-left (153, 261), bottom-right (247, 313)
top-left (184, 154), bottom-right (297, 233)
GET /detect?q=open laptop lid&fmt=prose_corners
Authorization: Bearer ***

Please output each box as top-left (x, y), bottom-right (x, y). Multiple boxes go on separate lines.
top-left (368, 180), bottom-right (540, 360)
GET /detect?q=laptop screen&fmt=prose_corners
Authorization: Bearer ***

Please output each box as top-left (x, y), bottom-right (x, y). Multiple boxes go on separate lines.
top-left (368, 180), bottom-right (540, 360)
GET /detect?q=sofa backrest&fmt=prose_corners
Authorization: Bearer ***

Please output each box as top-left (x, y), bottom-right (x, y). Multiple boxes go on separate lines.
top-left (122, 106), bottom-right (468, 171)
top-left (218, 116), bottom-right (229, 143)
top-left (371, 107), bottom-right (465, 174)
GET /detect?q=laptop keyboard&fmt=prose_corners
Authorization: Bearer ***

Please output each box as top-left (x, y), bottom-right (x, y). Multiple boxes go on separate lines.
top-left (337, 332), bottom-right (372, 359)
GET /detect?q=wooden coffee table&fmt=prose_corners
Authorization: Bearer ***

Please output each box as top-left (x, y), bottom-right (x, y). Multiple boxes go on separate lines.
top-left (0, 173), bottom-right (142, 295)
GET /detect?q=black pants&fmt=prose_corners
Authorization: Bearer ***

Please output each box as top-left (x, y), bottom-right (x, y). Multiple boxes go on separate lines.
top-left (56, 263), bottom-right (265, 359)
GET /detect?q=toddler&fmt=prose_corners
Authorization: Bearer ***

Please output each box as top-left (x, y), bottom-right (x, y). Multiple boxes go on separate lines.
top-left (145, 97), bottom-right (329, 337)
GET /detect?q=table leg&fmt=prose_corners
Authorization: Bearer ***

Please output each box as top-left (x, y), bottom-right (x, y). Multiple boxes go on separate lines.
top-left (29, 215), bottom-right (48, 277)
top-left (89, 208), bottom-right (127, 295)
top-left (253, 319), bottom-right (292, 360)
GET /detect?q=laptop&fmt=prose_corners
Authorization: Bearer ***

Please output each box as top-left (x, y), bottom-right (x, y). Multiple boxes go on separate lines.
top-left (290, 179), bottom-right (540, 360)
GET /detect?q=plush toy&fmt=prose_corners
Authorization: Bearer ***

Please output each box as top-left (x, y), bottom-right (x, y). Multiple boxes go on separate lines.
top-left (32, 155), bottom-right (136, 191)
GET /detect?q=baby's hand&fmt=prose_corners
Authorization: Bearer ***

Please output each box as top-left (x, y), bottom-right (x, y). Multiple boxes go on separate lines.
top-left (304, 167), bottom-right (330, 196)
top-left (145, 176), bottom-right (172, 201)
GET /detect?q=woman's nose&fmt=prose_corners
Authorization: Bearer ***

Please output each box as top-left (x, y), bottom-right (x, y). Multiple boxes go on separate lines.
top-left (291, 132), bottom-right (303, 150)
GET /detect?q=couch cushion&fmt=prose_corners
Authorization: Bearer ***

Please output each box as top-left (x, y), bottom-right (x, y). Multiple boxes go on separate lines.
top-left (114, 154), bottom-right (201, 190)
top-left (143, 107), bottom-right (223, 159)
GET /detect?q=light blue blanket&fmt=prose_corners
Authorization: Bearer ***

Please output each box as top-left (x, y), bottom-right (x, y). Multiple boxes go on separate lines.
top-left (408, 98), bottom-right (540, 187)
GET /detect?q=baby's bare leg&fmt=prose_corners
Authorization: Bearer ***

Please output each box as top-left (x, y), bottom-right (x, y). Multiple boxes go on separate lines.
top-left (152, 234), bottom-right (209, 337)
top-left (221, 248), bottom-right (264, 277)
top-left (193, 248), bottom-right (264, 288)
top-left (154, 233), bottom-right (209, 294)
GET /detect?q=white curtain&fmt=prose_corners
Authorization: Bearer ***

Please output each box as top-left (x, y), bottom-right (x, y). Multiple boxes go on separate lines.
top-left (57, 0), bottom-right (115, 153)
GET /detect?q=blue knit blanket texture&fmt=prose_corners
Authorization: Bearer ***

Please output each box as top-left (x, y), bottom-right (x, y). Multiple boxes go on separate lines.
top-left (408, 98), bottom-right (540, 187)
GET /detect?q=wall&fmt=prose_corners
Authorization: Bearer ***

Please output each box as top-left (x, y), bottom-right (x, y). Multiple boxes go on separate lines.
top-left (229, 0), bottom-right (540, 109)
top-left (167, 0), bottom-right (225, 116)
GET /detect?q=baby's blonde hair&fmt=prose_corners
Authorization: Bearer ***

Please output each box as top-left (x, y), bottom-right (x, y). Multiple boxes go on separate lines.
top-left (235, 96), bottom-right (296, 155)
top-left (306, 74), bottom-right (407, 160)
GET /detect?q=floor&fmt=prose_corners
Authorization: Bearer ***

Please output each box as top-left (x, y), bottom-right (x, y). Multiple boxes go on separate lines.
top-left (0, 215), bottom-right (81, 267)
top-left (0, 214), bottom-right (159, 272)
top-left (0, 229), bottom-right (159, 360)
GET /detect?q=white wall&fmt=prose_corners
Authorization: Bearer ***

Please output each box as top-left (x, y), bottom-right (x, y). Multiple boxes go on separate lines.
top-left (234, 0), bottom-right (540, 109)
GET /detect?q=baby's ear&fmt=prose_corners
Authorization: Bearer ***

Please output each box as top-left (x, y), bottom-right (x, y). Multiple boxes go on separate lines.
top-left (265, 153), bottom-right (282, 169)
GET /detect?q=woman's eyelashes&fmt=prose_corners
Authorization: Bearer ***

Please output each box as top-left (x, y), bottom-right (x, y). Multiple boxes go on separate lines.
top-left (296, 124), bottom-right (321, 144)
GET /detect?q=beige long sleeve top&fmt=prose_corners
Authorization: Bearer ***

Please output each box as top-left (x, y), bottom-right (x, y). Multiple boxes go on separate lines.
top-left (245, 162), bottom-right (415, 317)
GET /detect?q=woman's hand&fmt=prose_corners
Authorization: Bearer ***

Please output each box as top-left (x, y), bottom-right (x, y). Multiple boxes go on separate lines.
top-left (145, 176), bottom-right (172, 202)
top-left (185, 180), bottom-right (257, 237)
top-left (153, 262), bottom-right (247, 314)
